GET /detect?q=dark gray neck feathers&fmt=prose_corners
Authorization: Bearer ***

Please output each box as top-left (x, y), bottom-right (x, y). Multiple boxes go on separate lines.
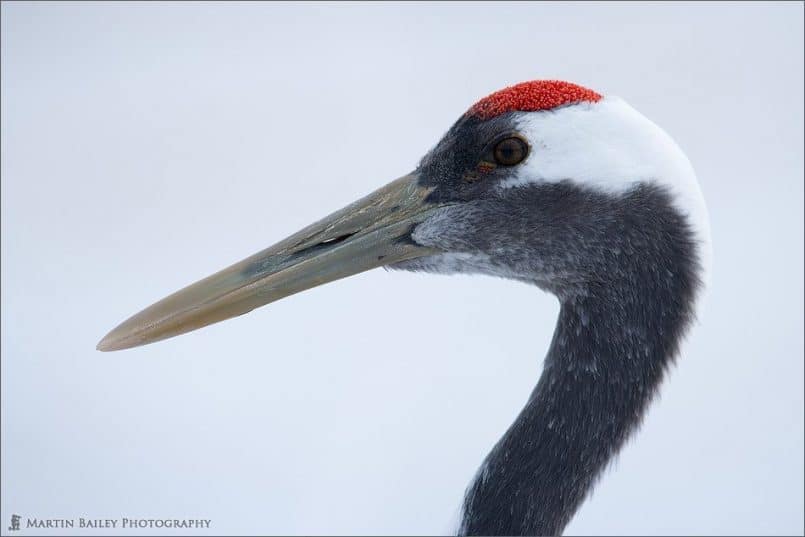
top-left (458, 183), bottom-right (702, 536)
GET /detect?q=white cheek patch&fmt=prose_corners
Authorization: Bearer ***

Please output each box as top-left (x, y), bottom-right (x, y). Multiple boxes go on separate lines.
top-left (505, 97), bottom-right (712, 287)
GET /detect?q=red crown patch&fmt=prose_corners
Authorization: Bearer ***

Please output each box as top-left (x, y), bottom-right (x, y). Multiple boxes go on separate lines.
top-left (468, 80), bottom-right (602, 120)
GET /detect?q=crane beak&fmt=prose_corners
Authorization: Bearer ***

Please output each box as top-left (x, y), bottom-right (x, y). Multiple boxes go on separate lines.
top-left (97, 173), bottom-right (446, 352)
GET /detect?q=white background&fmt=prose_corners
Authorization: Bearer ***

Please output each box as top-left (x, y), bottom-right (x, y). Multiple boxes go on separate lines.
top-left (2, 2), bottom-right (803, 535)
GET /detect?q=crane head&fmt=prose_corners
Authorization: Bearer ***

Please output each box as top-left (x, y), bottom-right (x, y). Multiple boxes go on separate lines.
top-left (98, 80), bottom-right (708, 351)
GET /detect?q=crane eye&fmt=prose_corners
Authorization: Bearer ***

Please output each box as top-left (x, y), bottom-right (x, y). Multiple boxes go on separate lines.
top-left (493, 136), bottom-right (529, 166)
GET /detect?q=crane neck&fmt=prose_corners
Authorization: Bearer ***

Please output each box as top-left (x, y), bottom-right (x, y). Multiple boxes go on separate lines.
top-left (458, 204), bottom-right (702, 536)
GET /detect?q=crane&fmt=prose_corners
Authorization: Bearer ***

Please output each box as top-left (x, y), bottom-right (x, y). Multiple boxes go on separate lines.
top-left (98, 80), bottom-right (711, 535)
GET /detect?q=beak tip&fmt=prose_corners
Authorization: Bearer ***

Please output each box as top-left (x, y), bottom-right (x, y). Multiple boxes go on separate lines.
top-left (96, 330), bottom-right (128, 352)
top-left (95, 336), bottom-right (115, 352)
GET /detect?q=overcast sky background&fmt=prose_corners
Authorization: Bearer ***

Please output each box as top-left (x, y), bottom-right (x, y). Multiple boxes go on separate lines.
top-left (2, 2), bottom-right (803, 535)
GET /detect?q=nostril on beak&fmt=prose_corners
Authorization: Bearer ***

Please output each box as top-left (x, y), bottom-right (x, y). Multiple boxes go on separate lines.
top-left (318, 233), bottom-right (354, 247)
